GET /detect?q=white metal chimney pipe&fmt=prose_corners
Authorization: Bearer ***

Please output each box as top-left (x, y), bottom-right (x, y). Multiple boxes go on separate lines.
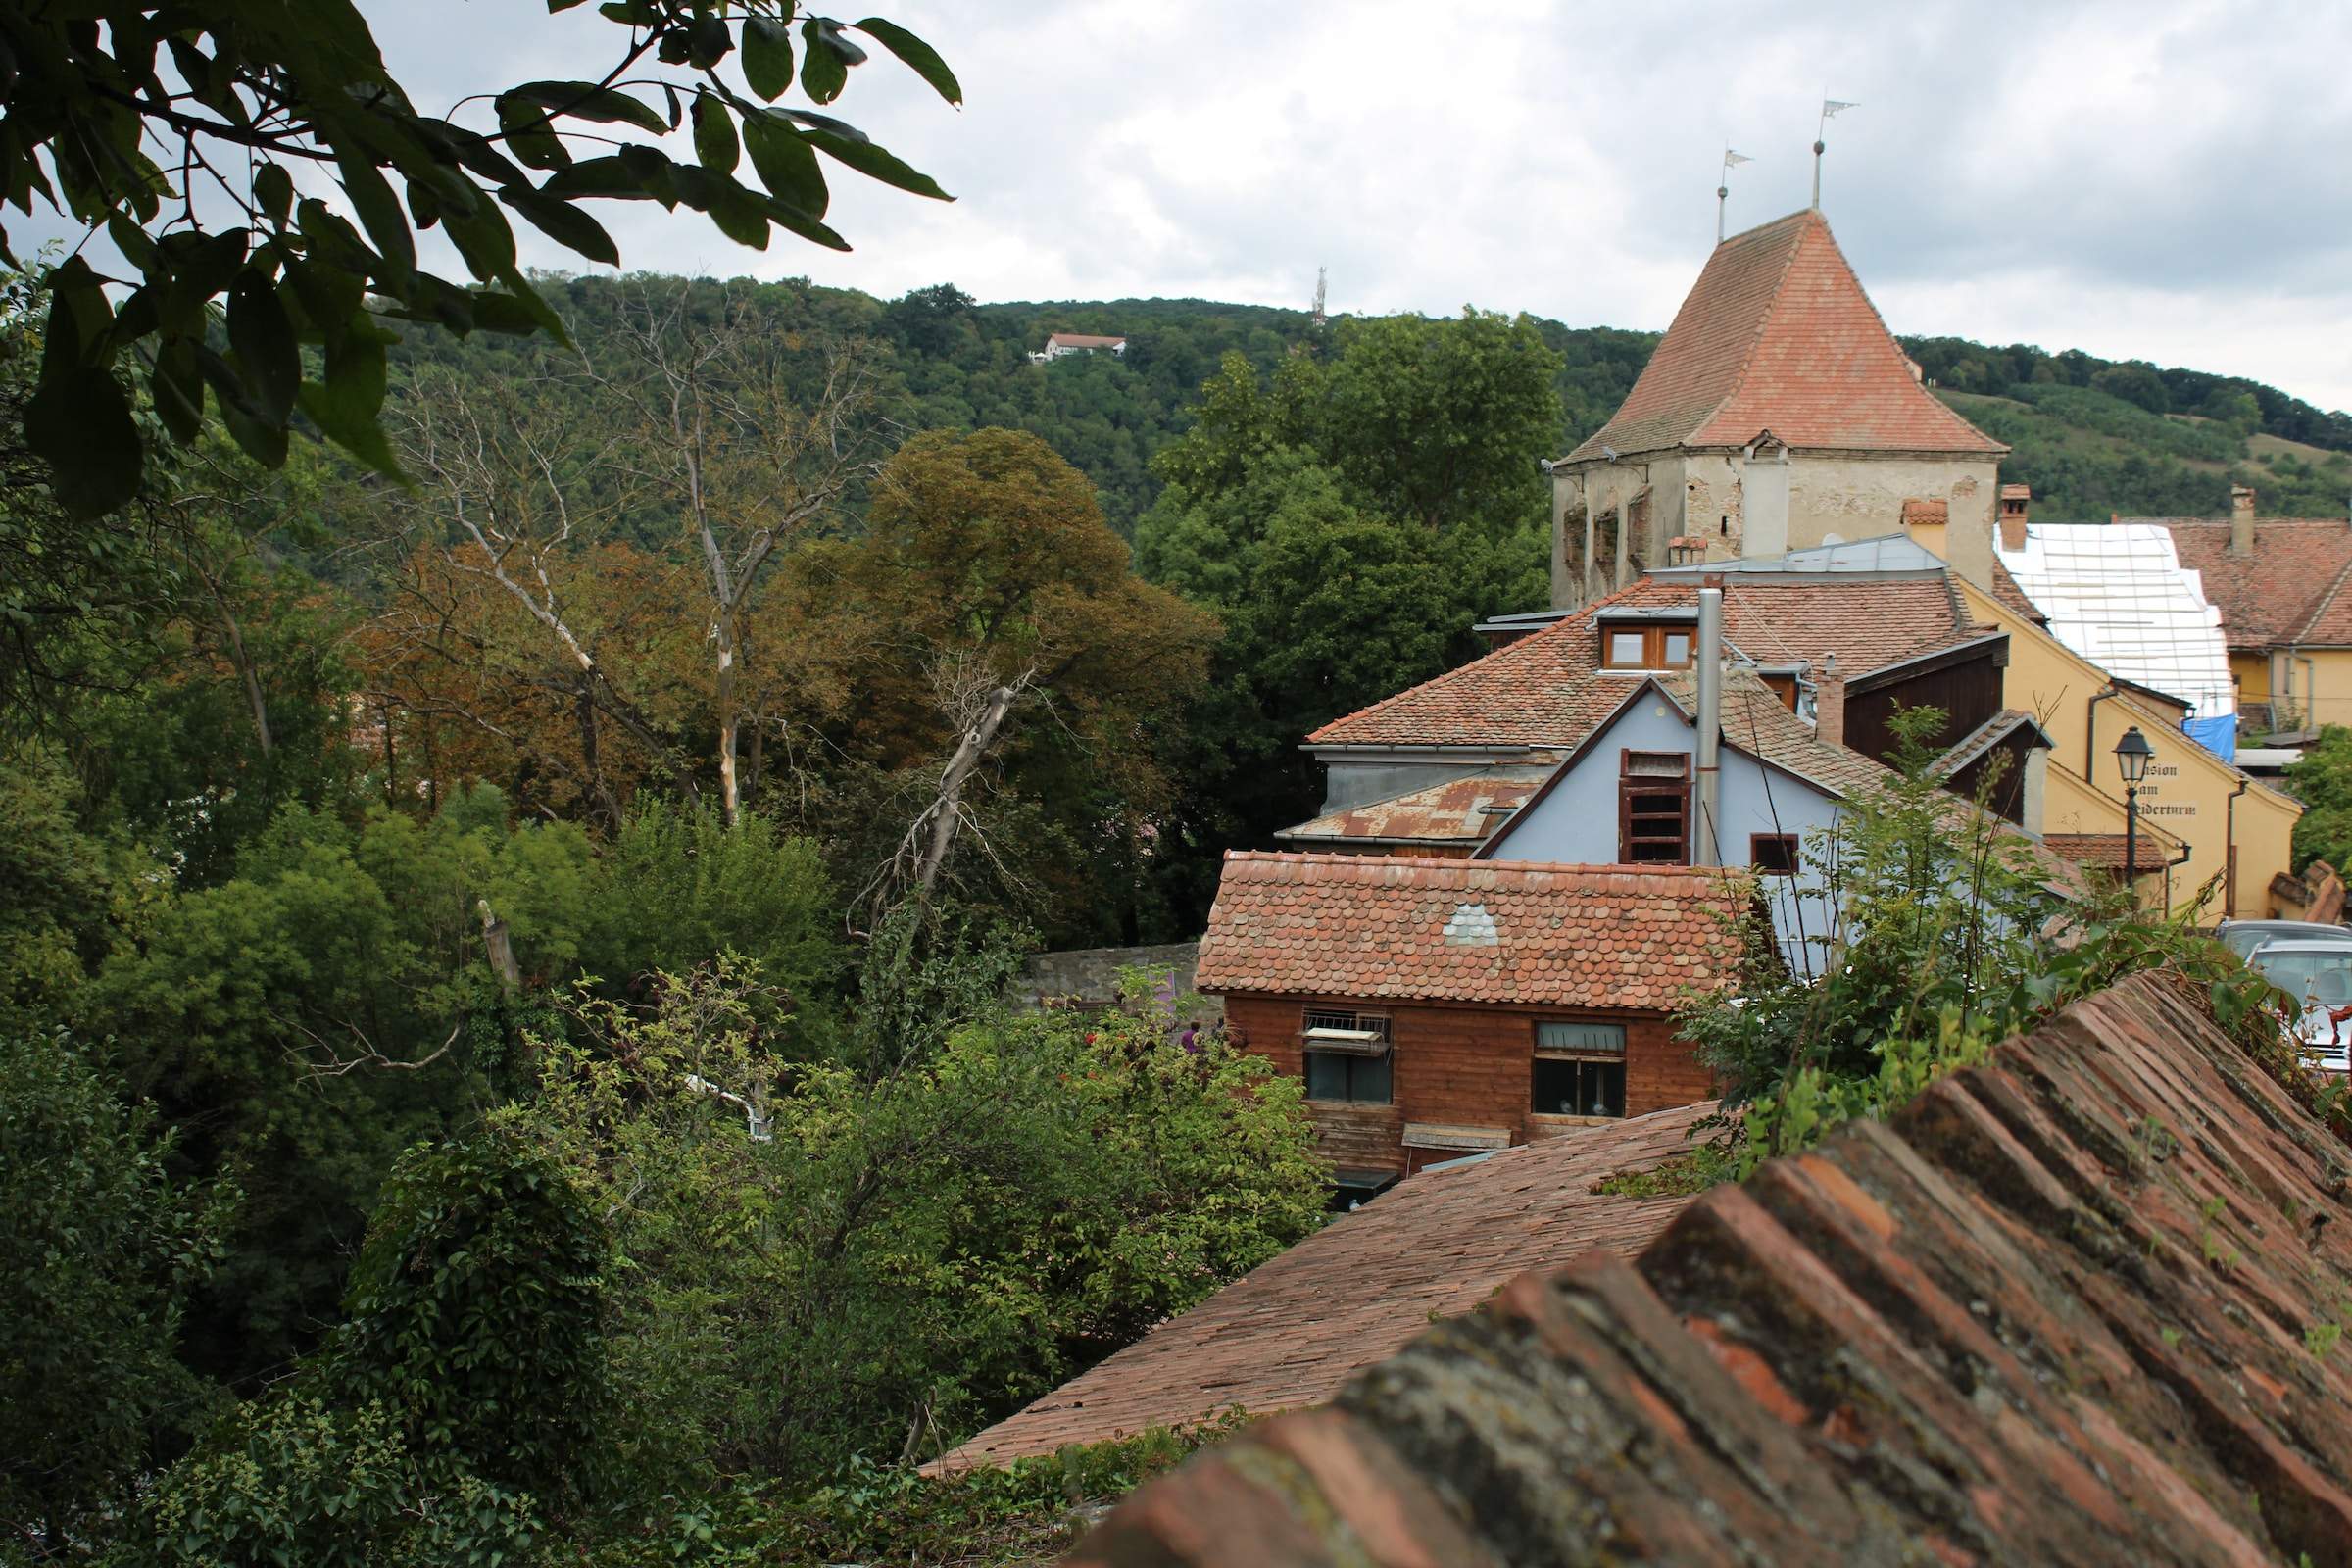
top-left (1694, 582), bottom-right (1724, 867)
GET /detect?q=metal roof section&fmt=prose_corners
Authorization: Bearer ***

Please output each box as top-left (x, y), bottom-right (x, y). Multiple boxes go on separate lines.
top-left (1650, 532), bottom-right (1951, 577)
top-left (1471, 609), bottom-right (1572, 635)
top-left (1994, 522), bottom-right (2235, 719)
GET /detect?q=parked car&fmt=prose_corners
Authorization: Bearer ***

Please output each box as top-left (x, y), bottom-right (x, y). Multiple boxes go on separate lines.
top-left (2218, 918), bottom-right (2352, 960)
top-left (2244, 937), bottom-right (2352, 1074)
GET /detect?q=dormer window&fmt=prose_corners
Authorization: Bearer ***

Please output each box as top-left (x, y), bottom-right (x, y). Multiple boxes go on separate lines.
top-left (1600, 623), bottom-right (1695, 671)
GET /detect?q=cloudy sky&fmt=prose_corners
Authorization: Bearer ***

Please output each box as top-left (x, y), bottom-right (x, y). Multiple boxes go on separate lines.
top-left (31, 1), bottom-right (2352, 409)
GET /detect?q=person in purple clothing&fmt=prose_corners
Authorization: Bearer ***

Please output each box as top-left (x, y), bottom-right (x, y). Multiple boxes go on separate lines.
top-left (1178, 1020), bottom-right (1200, 1054)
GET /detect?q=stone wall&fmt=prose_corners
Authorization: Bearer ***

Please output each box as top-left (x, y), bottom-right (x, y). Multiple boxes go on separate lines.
top-left (1015, 942), bottom-right (1216, 1019)
top-left (1066, 970), bottom-right (2352, 1566)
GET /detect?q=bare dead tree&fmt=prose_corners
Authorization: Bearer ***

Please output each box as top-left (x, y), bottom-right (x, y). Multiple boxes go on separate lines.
top-left (375, 365), bottom-right (695, 824)
top-left (859, 657), bottom-right (1038, 920)
top-left (598, 285), bottom-right (891, 827)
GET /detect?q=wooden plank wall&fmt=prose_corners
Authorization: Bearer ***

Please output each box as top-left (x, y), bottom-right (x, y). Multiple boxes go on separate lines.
top-left (1846, 647), bottom-right (2004, 763)
top-left (1223, 993), bottom-right (1713, 1173)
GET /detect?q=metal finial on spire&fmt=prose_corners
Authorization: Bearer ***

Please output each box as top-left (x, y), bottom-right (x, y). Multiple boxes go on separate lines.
top-left (1814, 98), bottom-right (1858, 210)
top-left (1718, 146), bottom-right (1752, 243)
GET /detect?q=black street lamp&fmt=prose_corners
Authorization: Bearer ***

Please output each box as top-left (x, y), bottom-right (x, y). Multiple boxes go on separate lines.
top-left (2114, 725), bottom-right (2155, 888)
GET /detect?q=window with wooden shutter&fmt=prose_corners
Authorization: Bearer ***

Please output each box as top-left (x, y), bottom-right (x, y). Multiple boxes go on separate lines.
top-left (1619, 751), bottom-right (1691, 864)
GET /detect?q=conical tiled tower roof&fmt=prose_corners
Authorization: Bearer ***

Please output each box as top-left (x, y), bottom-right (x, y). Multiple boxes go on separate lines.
top-left (1566, 210), bottom-right (2005, 462)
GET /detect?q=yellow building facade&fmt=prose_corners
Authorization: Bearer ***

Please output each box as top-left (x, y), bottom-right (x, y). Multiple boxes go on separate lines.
top-left (1959, 578), bottom-right (2300, 920)
top-left (2231, 646), bottom-right (2352, 733)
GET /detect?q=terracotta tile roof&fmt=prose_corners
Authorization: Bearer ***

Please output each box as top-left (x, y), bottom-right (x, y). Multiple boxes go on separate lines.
top-left (1667, 668), bottom-right (1900, 801)
top-left (1192, 853), bottom-right (1746, 1010)
top-left (1275, 768), bottom-right (1550, 850)
top-left (1930, 708), bottom-right (2049, 780)
top-left (1654, 674), bottom-right (2091, 900)
top-left (1987, 554), bottom-right (2050, 625)
top-left (1069, 970), bottom-right (2352, 1566)
top-left (929, 1102), bottom-right (1715, 1471)
top-left (1564, 210), bottom-right (2004, 463)
top-left (2042, 830), bottom-right (2183, 873)
top-left (1309, 574), bottom-right (1982, 749)
top-left (2154, 516), bottom-right (2352, 651)
top-left (1046, 331), bottom-right (1126, 349)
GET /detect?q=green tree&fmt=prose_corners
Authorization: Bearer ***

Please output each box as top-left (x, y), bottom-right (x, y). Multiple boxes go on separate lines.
top-left (0, 748), bottom-right (133, 1024)
top-left (1311, 310), bottom-right (1562, 531)
top-left (5, 1), bottom-right (959, 512)
top-left (88, 792), bottom-right (603, 1381)
top-left (326, 1122), bottom-right (611, 1505)
top-left (521, 957), bottom-right (1322, 1485)
top-left (0, 1030), bottom-right (231, 1553)
top-left (2286, 726), bottom-right (2352, 873)
top-left (789, 428), bottom-right (1217, 942)
top-left (133, 1123), bottom-right (605, 1568)
top-left (1134, 315), bottom-right (1559, 922)
top-left (591, 796), bottom-right (844, 1021)
top-left (1679, 709), bottom-right (2068, 1114)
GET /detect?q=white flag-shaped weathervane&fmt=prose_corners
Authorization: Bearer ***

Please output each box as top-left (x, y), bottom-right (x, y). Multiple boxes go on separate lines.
top-left (1823, 98), bottom-right (1860, 118)
top-left (1723, 148), bottom-right (1753, 169)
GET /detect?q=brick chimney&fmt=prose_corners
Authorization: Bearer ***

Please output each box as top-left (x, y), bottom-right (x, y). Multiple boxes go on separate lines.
top-left (1998, 484), bottom-right (2031, 552)
top-left (2230, 485), bottom-right (2257, 556)
top-left (1813, 655), bottom-right (1845, 749)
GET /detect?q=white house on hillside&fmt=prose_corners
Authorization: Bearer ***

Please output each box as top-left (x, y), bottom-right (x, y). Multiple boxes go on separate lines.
top-left (1030, 332), bottom-right (1126, 364)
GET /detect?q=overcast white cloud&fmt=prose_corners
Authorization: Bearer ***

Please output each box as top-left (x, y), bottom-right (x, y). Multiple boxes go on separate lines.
top-left (26, 1), bottom-right (2352, 408)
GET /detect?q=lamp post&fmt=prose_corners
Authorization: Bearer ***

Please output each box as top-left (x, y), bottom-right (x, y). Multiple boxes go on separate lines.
top-left (2114, 725), bottom-right (2155, 890)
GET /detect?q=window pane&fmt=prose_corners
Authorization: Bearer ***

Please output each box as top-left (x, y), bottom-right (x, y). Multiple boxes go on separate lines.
top-left (1537, 1021), bottom-right (1627, 1054)
top-left (1593, 1062), bottom-right (1626, 1116)
top-left (1661, 631), bottom-right (1692, 667)
top-left (1353, 1051), bottom-right (1392, 1103)
top-left (1532, 1057), bottom-right (1579, 1114)
top-left (1305, 1052), bottom-right (1349, 1101)
top-left (1606, 630), bottom-right (1647, 666)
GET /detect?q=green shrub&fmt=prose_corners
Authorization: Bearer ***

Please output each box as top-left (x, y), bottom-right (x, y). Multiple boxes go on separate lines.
top-left (328, 1120), bottom-right (612, 1506)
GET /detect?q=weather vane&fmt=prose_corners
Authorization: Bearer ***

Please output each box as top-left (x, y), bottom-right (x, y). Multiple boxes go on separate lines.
top-left (1814, 97), bottom-right (1858, 210)
top-left (1717, 145), bottom-right (1751, 243)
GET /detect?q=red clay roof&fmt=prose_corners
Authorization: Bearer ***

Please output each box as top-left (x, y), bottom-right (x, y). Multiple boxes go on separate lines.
top-left (1309, 573), bottom-right (1983, 749)
top-left (1047, 331), bottom-right (1126, 348)
top-left (1193, 853), bottom-right (1744, 1010)
top-left (1070, 969), bottom-right (2352, 1566)
top-left (1987, 554), bottom-right (2049, 625)
top-left (1276, 769), bottom-right (1549, 849)
top-left (1564, 210), bottom-right (2004, 463)
top-left (929, 1101), bottom-right (1714, 1471)
top-left (2043, 830), bottom-right (2182, 873)
top-left (2155, 516), bottom-right (2352, 651)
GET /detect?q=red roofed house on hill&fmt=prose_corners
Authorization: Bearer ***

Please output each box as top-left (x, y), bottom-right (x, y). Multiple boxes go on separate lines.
top-left (1030, 330), bottom-right (1127, 364)
top-left (1551, 208), bottom-right (2009, 607)
top-left (1195, 853), bottom-right (1745, 1189)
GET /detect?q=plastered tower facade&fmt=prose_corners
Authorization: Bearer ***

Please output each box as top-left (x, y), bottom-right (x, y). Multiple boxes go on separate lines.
top-left (1551, 210), bottom-right (2006, 606)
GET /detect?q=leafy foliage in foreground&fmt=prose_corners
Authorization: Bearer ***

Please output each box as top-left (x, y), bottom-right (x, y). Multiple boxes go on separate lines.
top-left (6, 1), bottom-right (958, 513)
top-left (1675, 708), bottom-right (2309, 1178)
top-left (2284, 726), bottom-right (2352, 875)
top-left (0, 1033), bottom-right (231, 1553)
top-left (581, 1418), bottom-right (1244, 1567)
top-left (131, 1122), bottom-right (602, 1567)
top-left (522, 960), bottom-right (1324, 1485)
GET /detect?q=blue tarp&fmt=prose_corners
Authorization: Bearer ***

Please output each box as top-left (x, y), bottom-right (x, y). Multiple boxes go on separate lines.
top-left (2182, 715), bottom-right (2236, 764)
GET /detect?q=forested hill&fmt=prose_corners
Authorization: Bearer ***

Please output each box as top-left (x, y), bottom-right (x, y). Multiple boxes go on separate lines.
top-left (395, 273), bottom-right (2352, 534)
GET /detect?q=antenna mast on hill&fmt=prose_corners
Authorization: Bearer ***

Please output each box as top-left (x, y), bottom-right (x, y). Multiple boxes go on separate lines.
top-left (1814, 97), bottom-right (1858, 210)
top-left (1311, 266), bottom-right (1328, 326)
top-left (1717, 147), bottom-right (1751, 243)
